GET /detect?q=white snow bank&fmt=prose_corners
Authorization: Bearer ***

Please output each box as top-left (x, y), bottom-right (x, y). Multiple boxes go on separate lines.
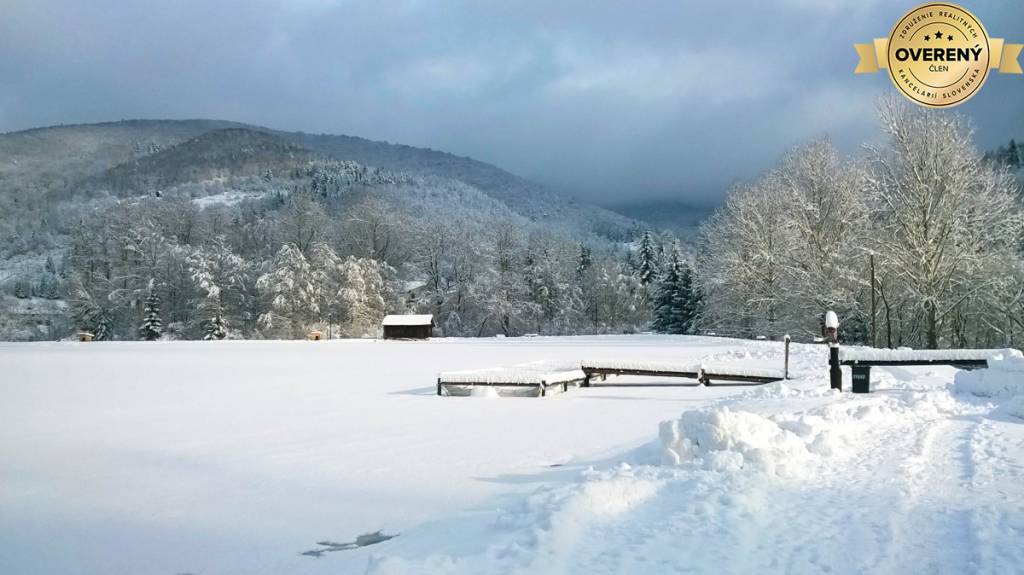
top-left (1006, 396), bottom-right (1024, 420)
top-left (659, 408), bottom-right (820, 476)
top-left (658, 384), bottom-right (967, 476)
top-left (953, 354), bottom-right (1024, 419)
top-left (840, 347), bottom-right (1019, 363)
top-left (192, 190), bottom-right (268, 208)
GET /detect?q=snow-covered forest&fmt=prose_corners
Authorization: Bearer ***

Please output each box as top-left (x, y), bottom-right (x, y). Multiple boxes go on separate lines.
top-left (54, 170), bottom-right (671, 341)
top-left (0, 123), bottom-right (687, 340)
top-left (698, 99), bottom-right (1024, 348)
top-left (2, 103), bottom-right (1022, 346)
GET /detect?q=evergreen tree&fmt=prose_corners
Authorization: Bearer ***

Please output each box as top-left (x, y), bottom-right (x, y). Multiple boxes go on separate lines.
top-left (1007, 139), bottom-right (1021, 169)
top-left (139, 282), bottom-right (163, 341)
top-left (637, 230), bottom-right (658, 285)
top-left (202, 310), bottom-right (227, 340)
top-left (652, 252), bottom-right (700, 335)
top-left (652, 256), bottom-right (682, 333)
top-left (575, 243), bottom-right (592, 282)
top-left (678, 262), bottom-right (698, 334)
top-left (72, 279), bottom-right (113, 340)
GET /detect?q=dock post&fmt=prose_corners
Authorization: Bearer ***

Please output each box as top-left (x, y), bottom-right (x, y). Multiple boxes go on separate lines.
top-left (437, 377), bottom-right (443, 396)
top-left (783, 334), bottom-right (791, 380)
top-left (829, 345), bottom-right (842, 391)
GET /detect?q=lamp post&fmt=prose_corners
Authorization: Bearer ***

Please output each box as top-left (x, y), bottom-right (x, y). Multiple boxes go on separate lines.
top-left (825, 311), bottom-right (842, 391)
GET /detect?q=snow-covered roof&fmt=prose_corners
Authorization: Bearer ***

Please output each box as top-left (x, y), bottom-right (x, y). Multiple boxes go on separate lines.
top-left (382, 314), bottom-right (434, 326)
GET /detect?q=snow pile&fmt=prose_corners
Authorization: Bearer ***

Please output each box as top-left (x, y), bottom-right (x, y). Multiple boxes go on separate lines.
top-left (659, 407), bottom-right (823, 476)
top-left (658, 382), bottom-right (970, 477)
top-left (1008, 397), bottom-right (1024, 420)
top-left (952, 352), bottom-right (1024, 419)
top-left (952, 351), bottom-right (1024, 398)
top-left (535, 468), bottom-right (664, 549)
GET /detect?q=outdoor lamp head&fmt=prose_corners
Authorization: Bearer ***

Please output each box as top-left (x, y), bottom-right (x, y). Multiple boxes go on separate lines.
top-left (825, 311), bottom-right (840, 329)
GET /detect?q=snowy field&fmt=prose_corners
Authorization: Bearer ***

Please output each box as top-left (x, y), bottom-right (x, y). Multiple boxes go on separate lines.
top-left (2, 335), bottom-right (1023, 574)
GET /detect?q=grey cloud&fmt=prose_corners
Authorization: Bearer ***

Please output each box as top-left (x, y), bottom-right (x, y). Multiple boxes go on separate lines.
top-left (1, 0), bottom-right (1022, 204)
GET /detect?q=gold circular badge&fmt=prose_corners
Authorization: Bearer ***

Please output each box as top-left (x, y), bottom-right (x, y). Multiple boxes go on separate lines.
top-left (887, 3), bottom-right (991, 107)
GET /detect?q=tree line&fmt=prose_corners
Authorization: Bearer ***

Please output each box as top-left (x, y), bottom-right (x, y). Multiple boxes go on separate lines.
top-left (59, 160), bottom-right (703, 340)
top-left (696, 99), bottom-right (1024, 348)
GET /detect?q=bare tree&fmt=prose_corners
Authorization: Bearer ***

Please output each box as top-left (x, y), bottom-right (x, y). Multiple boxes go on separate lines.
top-left (866, 99), bottom-right (1024, 348)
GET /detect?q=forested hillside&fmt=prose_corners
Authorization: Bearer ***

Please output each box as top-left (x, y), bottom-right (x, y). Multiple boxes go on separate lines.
top-left (4, 107), bottom-right (1018, 347)
top-left (0, 120), bottom-right (690, 341)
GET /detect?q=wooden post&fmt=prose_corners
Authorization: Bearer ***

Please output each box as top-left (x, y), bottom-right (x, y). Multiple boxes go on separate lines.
top-left (783, 334), bottom-right (791, 380)
top-left (437, 378), bottom-right (442, 396)
top-left (851, 365), bottom-right (871, 394)
top-left (829, 345), bottom-right (842, 391)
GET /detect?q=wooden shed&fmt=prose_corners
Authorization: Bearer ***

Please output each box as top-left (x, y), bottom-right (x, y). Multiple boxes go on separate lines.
top-left (382, 314), bottom-right (434, 339)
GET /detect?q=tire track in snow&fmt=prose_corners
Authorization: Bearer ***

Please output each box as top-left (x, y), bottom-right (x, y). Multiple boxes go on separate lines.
top-left (881, 417), bottom-right (980, 574)
top-left (363, 378), bottom-right (1024, 575)
top-left (962, 419), bottom-right (1024, 575)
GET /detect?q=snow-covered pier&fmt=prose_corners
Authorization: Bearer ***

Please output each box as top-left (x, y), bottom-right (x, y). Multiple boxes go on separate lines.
top-left (437, 365), bottom-right (587, 397)
top-left (439, 358), bottom-right (788, 397)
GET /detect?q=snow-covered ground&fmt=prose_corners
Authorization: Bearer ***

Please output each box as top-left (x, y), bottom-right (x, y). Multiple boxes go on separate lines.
top-left (1, 336), bottom-right (1022, 574)
top-left (191, 189), bottom-right (271, 208)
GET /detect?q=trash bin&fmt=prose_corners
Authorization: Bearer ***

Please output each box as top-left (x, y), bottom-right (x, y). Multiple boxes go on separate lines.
top-left (851, 365), bottom-right (871, 394)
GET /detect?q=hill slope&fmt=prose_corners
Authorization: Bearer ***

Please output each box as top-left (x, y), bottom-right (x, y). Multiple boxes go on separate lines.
top-left (0, 120), bottom-right (640, 239)
top-left (0, 119), bottom-right (672, 341)
top-left (90, 128), bottom-right (313, 195)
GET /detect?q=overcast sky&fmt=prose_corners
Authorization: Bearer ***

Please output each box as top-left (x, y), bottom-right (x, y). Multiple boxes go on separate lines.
top-left (1, 0), bottom-right (1022, 205)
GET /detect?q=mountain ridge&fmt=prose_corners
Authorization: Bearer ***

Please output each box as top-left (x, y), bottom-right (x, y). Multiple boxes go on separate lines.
top-left (0, 119), bottom-right (641, 239)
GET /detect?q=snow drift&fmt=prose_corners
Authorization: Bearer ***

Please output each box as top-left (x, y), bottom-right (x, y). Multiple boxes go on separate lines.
top-left (659, 406), bottom-right (827, 476)
top-left (953, 351), bottom-right (1024, 419)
